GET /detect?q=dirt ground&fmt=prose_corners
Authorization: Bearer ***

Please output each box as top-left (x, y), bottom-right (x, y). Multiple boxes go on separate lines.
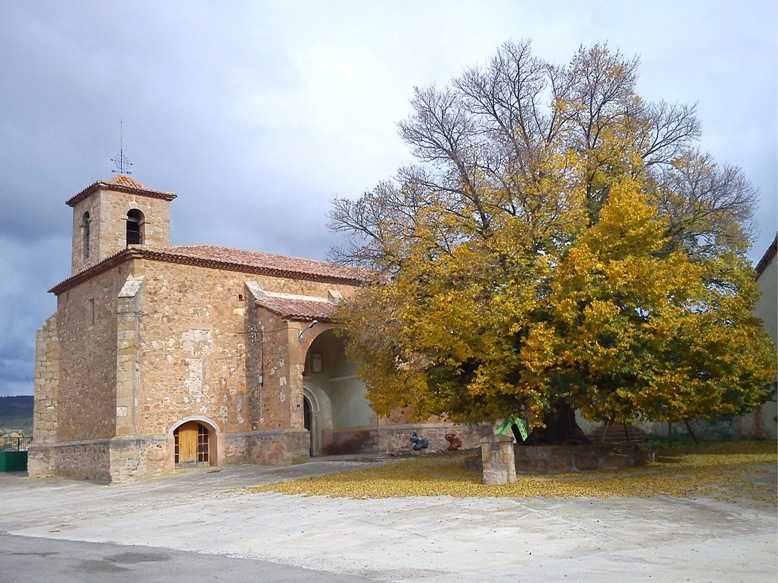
top-left (1, 454), bottom-right (775, 582)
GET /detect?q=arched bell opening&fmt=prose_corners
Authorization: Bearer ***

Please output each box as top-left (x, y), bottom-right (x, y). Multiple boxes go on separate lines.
top-left (81, 211), bottom-right (91, 259)
top-left (126, 208), bottom-right (144, 245)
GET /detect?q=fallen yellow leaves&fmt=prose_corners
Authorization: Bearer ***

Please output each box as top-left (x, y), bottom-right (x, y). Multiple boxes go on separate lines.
top-left (247, 441), bottom-right (776, 505)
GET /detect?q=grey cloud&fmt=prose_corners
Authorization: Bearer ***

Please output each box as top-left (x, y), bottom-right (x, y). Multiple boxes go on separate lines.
top-left (1, 0), bottom-right (775, 396)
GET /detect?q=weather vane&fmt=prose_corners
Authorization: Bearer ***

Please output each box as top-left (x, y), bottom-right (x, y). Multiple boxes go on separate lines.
top-left (111, 119), bottom-right (133, 175)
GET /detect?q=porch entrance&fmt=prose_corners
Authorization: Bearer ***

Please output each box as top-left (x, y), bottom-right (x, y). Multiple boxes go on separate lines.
top-left (302, 328), bottom-right (375, 456)
top-left (174, 421), bottom-right (210, 466)
top-left (304, 396), bottom-right (313, 456)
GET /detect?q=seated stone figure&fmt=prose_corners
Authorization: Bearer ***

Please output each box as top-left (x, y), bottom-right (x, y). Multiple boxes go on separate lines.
top-left (410, 432), bottom-right (429, 452)
top-left (445, 433), bottom-right (462, 451)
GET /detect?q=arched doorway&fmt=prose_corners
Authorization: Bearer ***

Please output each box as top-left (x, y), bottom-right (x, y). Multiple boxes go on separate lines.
top-left (302, 388), bottom-right (323, 456)
top-left (303, 395), bottom-right (313, 456)
top-left (174, 421), bottom-right (212, 467)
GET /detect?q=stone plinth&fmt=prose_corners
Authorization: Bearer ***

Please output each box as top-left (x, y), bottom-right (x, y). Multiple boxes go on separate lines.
top-left (480, 434), bottom-right (516, 485)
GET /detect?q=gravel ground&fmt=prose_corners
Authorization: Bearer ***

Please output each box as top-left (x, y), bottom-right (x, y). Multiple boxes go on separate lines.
top-left (0, 449), bottom-right (775, 583)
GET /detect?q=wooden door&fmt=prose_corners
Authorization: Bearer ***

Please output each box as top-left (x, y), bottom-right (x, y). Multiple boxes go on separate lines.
top-left (176, 422), bottom-right (199, 465)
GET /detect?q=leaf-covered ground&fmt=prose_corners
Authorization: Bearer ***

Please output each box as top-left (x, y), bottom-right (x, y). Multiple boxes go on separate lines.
top-left (247, 441), bottom-right (776, 505)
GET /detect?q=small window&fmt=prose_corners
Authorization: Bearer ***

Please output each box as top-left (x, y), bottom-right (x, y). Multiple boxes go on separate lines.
top-left (311, 352), bottom-right (324, 374)
top-left (126, 209), bottom-right (144, 245)
top-left (82, 212), bottom-right (91, 259)
top-left (303, 352), bottom-right (324, 376)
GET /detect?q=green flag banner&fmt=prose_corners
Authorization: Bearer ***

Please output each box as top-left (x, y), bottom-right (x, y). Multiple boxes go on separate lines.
top-left (515, 417), bottom-right (528, 440)
top-left (495, 415), bottom-right (528, 441)
top-left (495, 417), bottom-right (513, 435)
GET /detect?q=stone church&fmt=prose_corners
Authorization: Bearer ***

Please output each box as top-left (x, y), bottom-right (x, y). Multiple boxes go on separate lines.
top-left (29, 175), bottom-right (488, 483)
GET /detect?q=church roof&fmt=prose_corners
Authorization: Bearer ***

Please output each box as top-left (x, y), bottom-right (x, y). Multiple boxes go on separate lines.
top-left (149, 244), bottom-right (370, 283)
top-left (50, 243), bottom-right (370, 294)
top-left (256, 296), bottom-right (338, 322)
top-left (66, 174), bottom-right (177, 207)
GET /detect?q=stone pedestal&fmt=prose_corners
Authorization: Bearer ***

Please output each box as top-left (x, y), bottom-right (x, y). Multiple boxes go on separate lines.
top-left (480, 434), bottom-right (516, 485)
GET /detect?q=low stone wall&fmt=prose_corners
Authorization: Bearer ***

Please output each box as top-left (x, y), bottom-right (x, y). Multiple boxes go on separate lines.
top-left (233, 429), bottom-right (310, 465)
top-left (466, 442), bottom-right (654, 475)
top-left (109, 435), bottom-right (168, 483)
top-left (28, 439), bottom-right (111, 482)
top-left (514, 443), bottom-right (653, 474)
top-left (318, 423), bottom-right (492, 456)
top-left (377, 423), bottom-right (492, 455)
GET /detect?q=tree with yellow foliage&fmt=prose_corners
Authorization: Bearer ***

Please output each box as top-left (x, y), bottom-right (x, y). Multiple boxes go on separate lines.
top-left (329, 42), bottom-right (776, 442)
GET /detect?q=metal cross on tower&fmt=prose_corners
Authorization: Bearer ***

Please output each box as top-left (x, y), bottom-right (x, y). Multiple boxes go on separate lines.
top-left (111, 119), bottom-right (133, 175)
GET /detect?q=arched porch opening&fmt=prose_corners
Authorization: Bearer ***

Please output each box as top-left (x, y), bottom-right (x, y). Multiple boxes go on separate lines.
top-left (303, 328), bottom-right (375, 455)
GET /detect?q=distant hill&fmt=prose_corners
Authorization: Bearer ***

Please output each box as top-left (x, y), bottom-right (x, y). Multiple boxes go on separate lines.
top-left (0, 396), bottom-right (33, 435)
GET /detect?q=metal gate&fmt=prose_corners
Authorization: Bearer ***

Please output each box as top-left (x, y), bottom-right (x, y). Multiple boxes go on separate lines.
top-left (0, 436), bottom-right (31, 472)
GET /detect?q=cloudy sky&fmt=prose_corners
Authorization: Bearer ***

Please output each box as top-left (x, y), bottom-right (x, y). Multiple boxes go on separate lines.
top-left (1, 0), bottom-right (775, 397)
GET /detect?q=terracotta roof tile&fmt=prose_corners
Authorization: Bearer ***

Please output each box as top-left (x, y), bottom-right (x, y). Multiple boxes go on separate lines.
top-left (107, 174), bottom-right (150, 189)
top-left (50, 244), bottom-right (371, 294)
top-left (66, 174), bottom-right (177, 207)
top-left (257, 296), bottom-right (338, 321)
top-left (152, 244), bottom-right (370, 283)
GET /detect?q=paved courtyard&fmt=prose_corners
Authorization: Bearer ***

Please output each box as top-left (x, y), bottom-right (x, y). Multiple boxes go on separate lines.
top-left (0, 461), bottom-right (775, 582)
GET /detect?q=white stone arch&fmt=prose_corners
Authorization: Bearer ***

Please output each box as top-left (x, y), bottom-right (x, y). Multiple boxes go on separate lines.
top-left (169, 415), bottom-right (222, 434)
top-left (303, 384), bottom-right (332, 456)
top-left (302, 327), bottom-right (375, 455)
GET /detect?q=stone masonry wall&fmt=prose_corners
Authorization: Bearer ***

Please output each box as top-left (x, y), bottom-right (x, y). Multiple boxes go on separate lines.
top-left (33, 315), bottom-right (59, 445)
top-left (108, 434), bottom-right (168, 483)
top-left (29, 315), bottom-right (60, 478)
top-left (133, 261), bottom-right (358, 446)
top-left (513, 443), bottom-right (653, 473)
top-left (115, 276), bottom-right (144, 437)
top-left (243, 283), bottom-right (264, 430)
top-left (135, 261), bottom-right (254, 437)
top-left (252, 308), bottom-right (294, 431)
top-left (36, 250), bottom-right (366, 480)
top-left (377, 423), bottom-right (493, 454)
top-left (55, 266), bottom-right (126, 442)
top-left (43, 439), bottom-right (112, 482)
top-left (318, 423), bottom-right (493, 456)
top-left (70, 188), bottom-right (171, 274)
top-left (227, 429), bottom-right (310, 466)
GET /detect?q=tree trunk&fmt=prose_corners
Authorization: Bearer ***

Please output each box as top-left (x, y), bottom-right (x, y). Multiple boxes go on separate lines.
top-left (683, 419), bottom-right (698, 443)
top-left (521, 401), bottom-right (591, 445)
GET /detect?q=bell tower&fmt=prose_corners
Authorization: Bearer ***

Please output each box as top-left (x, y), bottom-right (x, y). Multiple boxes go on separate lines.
top-left (66, 174), bottom-right (177, 274)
